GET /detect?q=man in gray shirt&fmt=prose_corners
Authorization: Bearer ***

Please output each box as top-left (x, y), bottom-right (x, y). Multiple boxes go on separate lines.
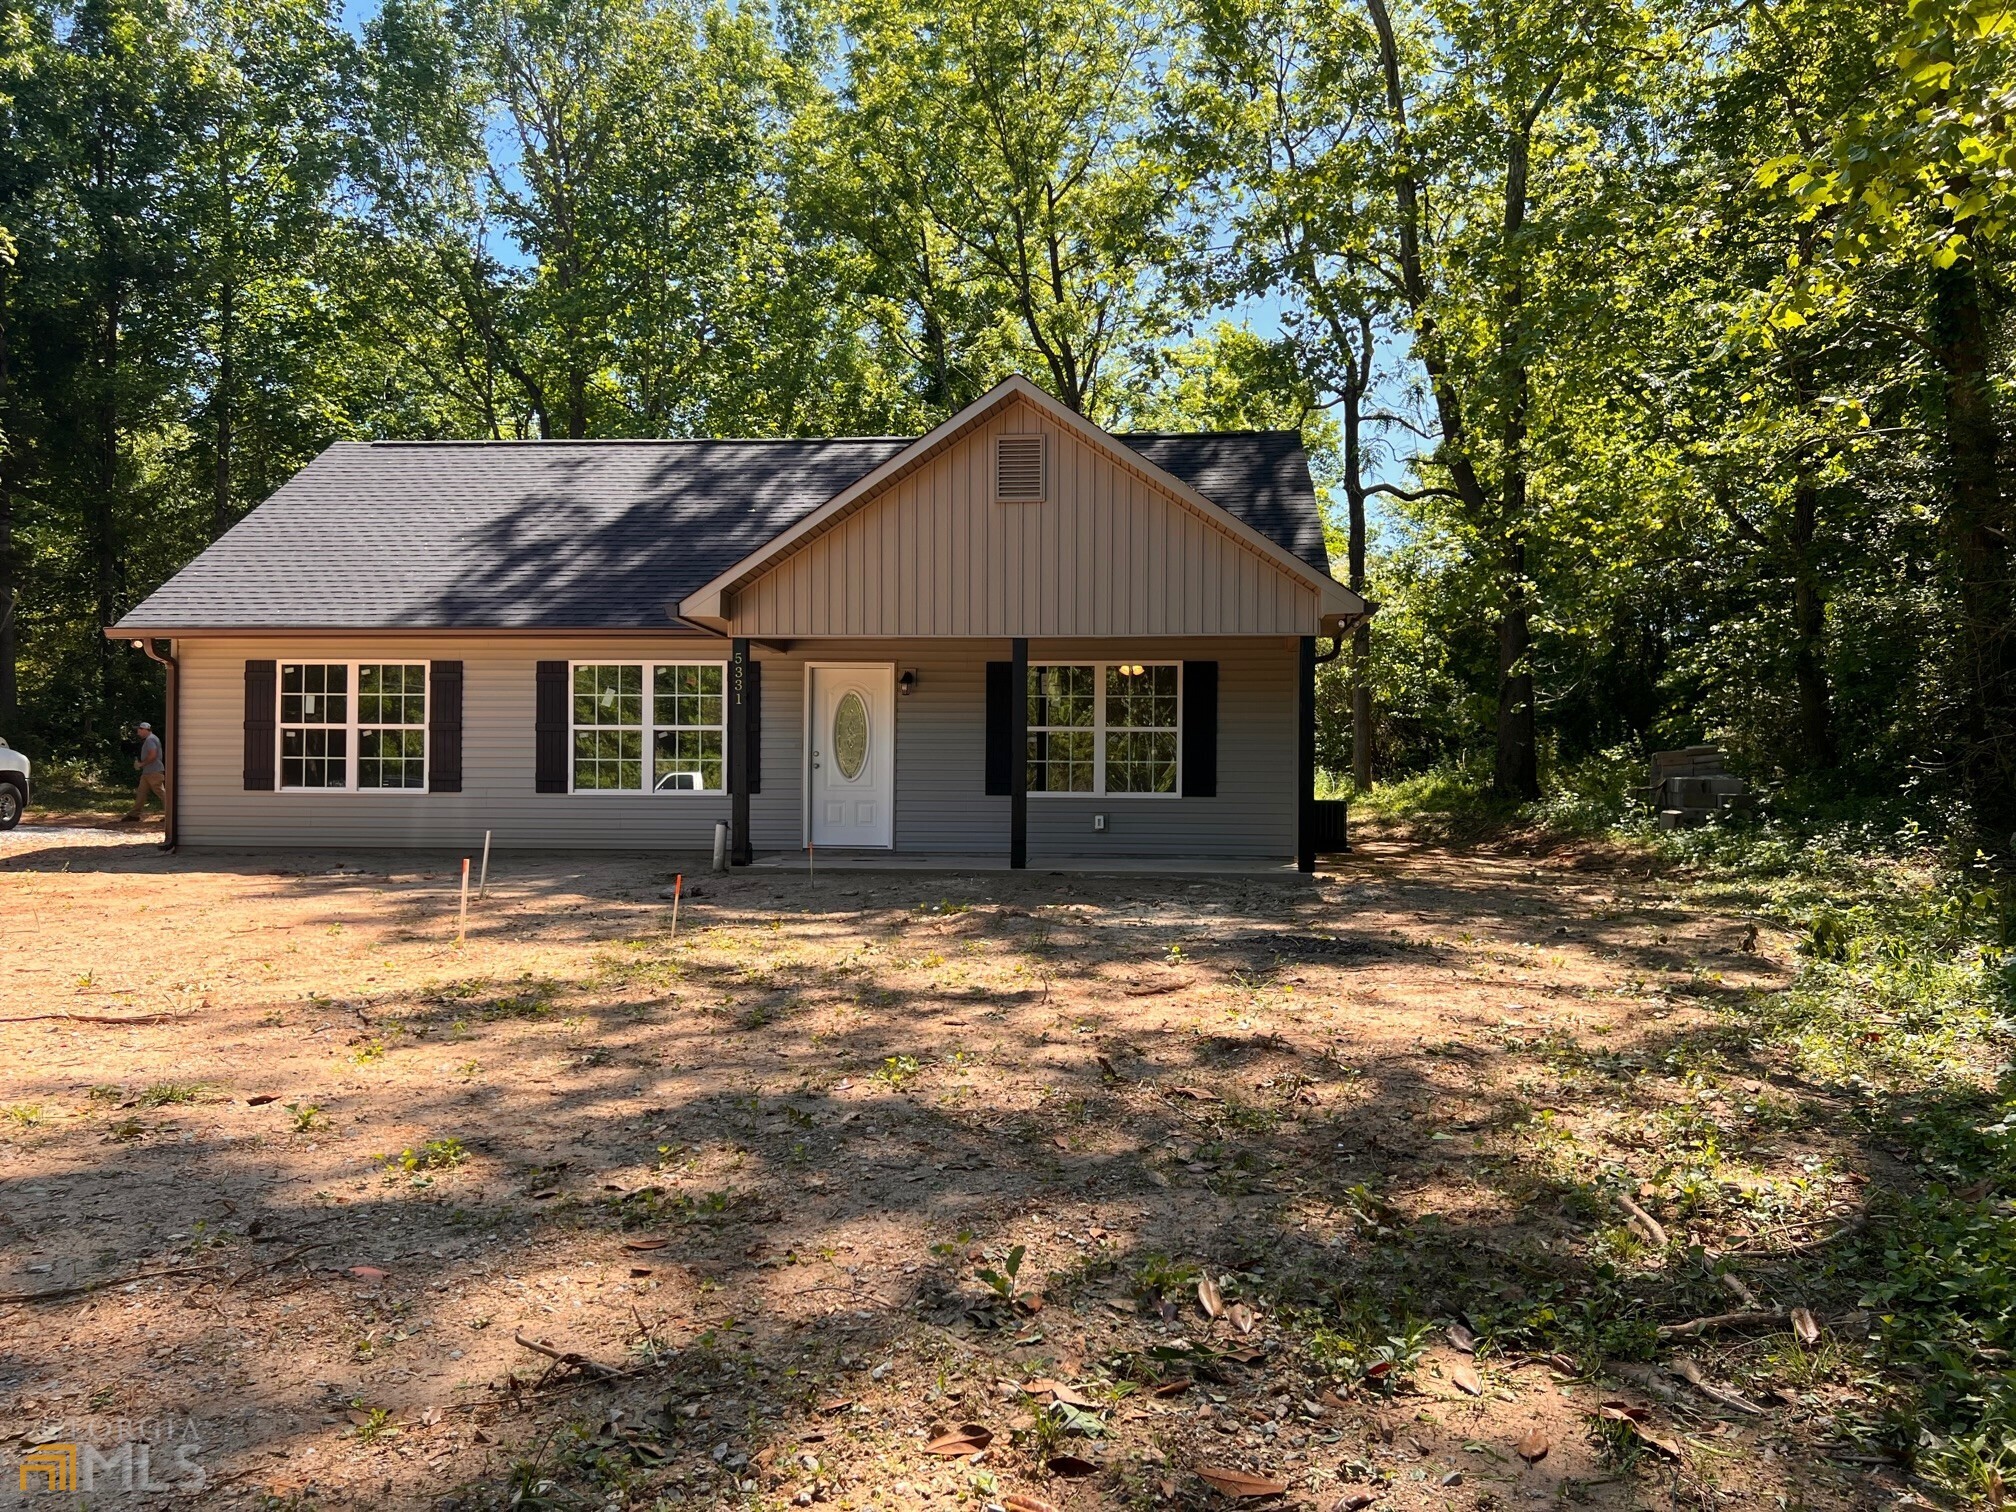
top-left (125, 721), bottom-right (167, 821)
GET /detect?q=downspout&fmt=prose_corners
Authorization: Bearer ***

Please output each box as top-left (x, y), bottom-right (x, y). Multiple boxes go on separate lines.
top-left (134, 636), bottom-right (178, 852)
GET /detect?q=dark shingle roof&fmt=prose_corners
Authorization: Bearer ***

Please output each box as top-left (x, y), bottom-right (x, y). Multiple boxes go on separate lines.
top-left (115, 430), bottom-right (1328, 632)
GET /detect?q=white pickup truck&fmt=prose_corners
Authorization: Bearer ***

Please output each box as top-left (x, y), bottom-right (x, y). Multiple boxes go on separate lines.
top-left (0, 739), bottom-right (28, 828)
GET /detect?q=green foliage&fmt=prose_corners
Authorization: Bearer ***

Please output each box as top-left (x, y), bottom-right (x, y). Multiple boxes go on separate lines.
top-left (872, 1053), bottom-right (921, 1088)
top-left (974, 1242), bottom-right (1026, 1302)
top-left (386, 1136), bottom-right (467, 1172)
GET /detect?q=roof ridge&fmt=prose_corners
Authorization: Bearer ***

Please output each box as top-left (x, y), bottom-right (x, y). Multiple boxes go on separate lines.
top-left (1116, 428), bottom-right (1303, 439)
top-left (364, 436), bottom-right (918, 448)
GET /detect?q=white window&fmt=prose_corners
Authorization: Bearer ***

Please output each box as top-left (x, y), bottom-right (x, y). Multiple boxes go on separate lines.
top-left (1027, 661), bottom-right (1179, 796)
top-left (570, 662), bottom-right (726, 794)
top-left (279, 662), bottom-right (427, 791)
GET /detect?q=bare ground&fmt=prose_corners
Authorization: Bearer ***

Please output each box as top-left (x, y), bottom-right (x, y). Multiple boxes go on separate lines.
top-left (0, 817), bottom-right (1904, 1510)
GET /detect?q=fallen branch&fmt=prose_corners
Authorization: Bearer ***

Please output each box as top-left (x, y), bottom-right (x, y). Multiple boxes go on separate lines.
top-left (0, 1011), bottom-right (181, 1026)
top-left (1710, 1218), bottom-right (1867, 1258)
top-left (1615, 1192), bottom-right (1668, 1248)
top-left (513, 1330), bottom-right (628, 1381)
top-left (225, 1241), bottom-right (336, 1288)
top-left (1669, 1354), bottom-right (1765, 1414)
top-left (1658, 1309), bottom-right (1786, 1338)
top-left (0, 1263), bottom-right (221, 1306)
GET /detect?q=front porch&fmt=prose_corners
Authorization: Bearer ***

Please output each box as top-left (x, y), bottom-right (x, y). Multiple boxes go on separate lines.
top-left (742, 849), bottom-right (1307, 874)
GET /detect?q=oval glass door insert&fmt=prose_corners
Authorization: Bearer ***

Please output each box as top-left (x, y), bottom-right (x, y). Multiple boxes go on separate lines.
top-left (833, 691), bottom-right (869, 780)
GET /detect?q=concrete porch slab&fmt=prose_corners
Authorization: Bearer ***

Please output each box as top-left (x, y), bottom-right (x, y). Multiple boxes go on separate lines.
top-left (743, 850), bottom-right (1305, 875)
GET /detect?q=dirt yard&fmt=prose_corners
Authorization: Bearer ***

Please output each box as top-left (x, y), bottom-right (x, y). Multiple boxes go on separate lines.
top-left (0, 818), bottom-right (1902, 1510)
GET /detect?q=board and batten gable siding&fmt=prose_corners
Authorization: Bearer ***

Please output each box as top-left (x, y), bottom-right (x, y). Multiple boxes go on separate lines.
top-left (173, 635), bottom-right (1296, 858)
top-left (725, 402), bottom-right (1323, 639)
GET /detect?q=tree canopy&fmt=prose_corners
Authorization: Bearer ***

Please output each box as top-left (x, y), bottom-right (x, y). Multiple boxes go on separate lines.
top-left (1, 0), bottom-right (2012, 850)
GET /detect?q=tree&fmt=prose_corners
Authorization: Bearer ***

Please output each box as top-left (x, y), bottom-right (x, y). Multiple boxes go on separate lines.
top-left (1765, 0), bottom-right (2016, 835)
top-left (1363, 0), bottom-right (1665, 800)
top-left (1171, 0), bottom-right (1398, 786)
top-left (810, 0), bottom-right (1195, 422)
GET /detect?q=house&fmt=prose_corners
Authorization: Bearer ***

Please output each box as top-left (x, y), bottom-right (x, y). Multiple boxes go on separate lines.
top-left (111, 376), bottom-right (1368, 869)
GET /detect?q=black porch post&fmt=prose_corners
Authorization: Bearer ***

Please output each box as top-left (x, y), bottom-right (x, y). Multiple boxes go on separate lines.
top-left (1297, 635), bottom-right (1317, 873)
top-left (1010, 637), bottom-right (1028, 869)
top-left (730, 637), bottom-right (752, 866)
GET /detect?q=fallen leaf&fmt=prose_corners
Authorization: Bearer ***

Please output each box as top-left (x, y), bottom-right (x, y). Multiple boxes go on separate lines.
top-left (1632, 1423), bottom-right (1684, 1459)
top-left (1197, 1274), bottom-right (1224, 1319)
top-left (1363, 1361), bottom-right (1393, 1381)
top-left (1151, 1378), bottom-right (1194, 1398)
top-left (1790, 1307), bottom-right (1820, 1346)
top-left (1047, 1453), bottom-right (1100, 1478)
top-left (347, 1265), bottom-right (387, 1282)
top-left (1596, 1401), bottom-right (1649, 1424)
top-left (629, 1267), bottom-right (653, 1278)
top-left (1448, 1322), bottom-right (1477, 1354)
top-left (1096, 1055), bottom-right (1121, 1080)
top-left (816, 1398), bottom-right (854, 1415)
top-left (622, 1237), bottom-right (671, 1251)
top-left (1320, 1388), bottom-right (1352, 1410)
top-left (245, 1094), bottom-right (280, 1106)
top-left (1451, 1363), bottom-right (1483, 1396)
top-left (1334, 1494), bottom-right (1380, 1511)
top-left (1005, 1496), bottom-right (1060, 1512)
top-left (1227, 1301), bottom-right (1258, 1335)
top-left (1023, 1379), bottom-right (1098, 1408)
top-left (530, 1187), bottom-right (561, 1200)
top-left (1169, 1085), bottom-right (1221, 1102)
top-left (923, 1424), bottom-right (993, 1456)
top-left (1016, 1292), bottom-right (1045, 1315)
top-left (1515, 1427), bottom-right (1549, 1463)
top-left (1195, 1466), bottom-right (1289, 1498)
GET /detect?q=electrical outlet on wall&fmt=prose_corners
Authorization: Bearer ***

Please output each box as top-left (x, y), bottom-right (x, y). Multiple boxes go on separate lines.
top-left (1093, 813), bottom-right (1107, 832)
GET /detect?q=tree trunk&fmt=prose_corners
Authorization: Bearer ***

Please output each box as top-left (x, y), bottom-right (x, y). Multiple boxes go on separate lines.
top-left (1491, 110), bottom-right (1542, 802)
top-left (213, 273), bottom-right (235, 539)
top-left (1343, 372), bottom-right (1373, 791)
top-left (0, 248), bottom-right (16, 731)
top-left (92, 284), bottom-right (123, 753)
top-left (1931, 257), bottom-right (2016, 844)
top-left (1788, 475), bottom-right (1836, 770)
top-left (1494, 531), bottom-right (1539, 798)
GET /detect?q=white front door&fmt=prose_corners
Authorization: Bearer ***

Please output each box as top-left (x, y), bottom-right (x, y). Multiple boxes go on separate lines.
top-left (807, 665), bottom-right (895, 848)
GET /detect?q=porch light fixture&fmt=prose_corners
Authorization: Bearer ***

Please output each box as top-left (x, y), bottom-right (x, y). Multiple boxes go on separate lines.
top-left (898, 669), bottom-right (917, 696)
top-left (1119, 663), bottom-right (1146, 676)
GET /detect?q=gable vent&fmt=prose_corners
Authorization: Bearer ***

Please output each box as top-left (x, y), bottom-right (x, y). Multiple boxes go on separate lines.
top-left (995, 434), bottom-right (1047, 502)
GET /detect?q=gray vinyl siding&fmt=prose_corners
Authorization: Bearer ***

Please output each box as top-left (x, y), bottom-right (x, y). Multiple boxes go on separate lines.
top-left (175, 635), bottom-right (732, 850)
top-left (728, 401), bottom-right (1323, 639)
top-left (747, 637), bottom-right (1294, 860)
top-left (174, 635), bottom-right (1296, 860)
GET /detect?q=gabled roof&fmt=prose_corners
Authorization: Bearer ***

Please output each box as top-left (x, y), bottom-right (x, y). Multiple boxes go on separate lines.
top-left (113, 383), bottom-right (1349, 634)
top-left (676, 377), bottom-right (1359, 627)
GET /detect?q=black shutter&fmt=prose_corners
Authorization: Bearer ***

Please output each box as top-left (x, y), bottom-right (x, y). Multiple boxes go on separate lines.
top-left (429, 661), bottom-right (464, 793)
top-left (1181, 660), bottom-right (1218, 797)
top-left (985, 660), bottom-right (1013, 796)
top-left (535, 660), bottom-right (568, 793)
top-left (745, 660), bottom-right (761, 795)
top-left (244, 659), bottom-right (276, 791)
